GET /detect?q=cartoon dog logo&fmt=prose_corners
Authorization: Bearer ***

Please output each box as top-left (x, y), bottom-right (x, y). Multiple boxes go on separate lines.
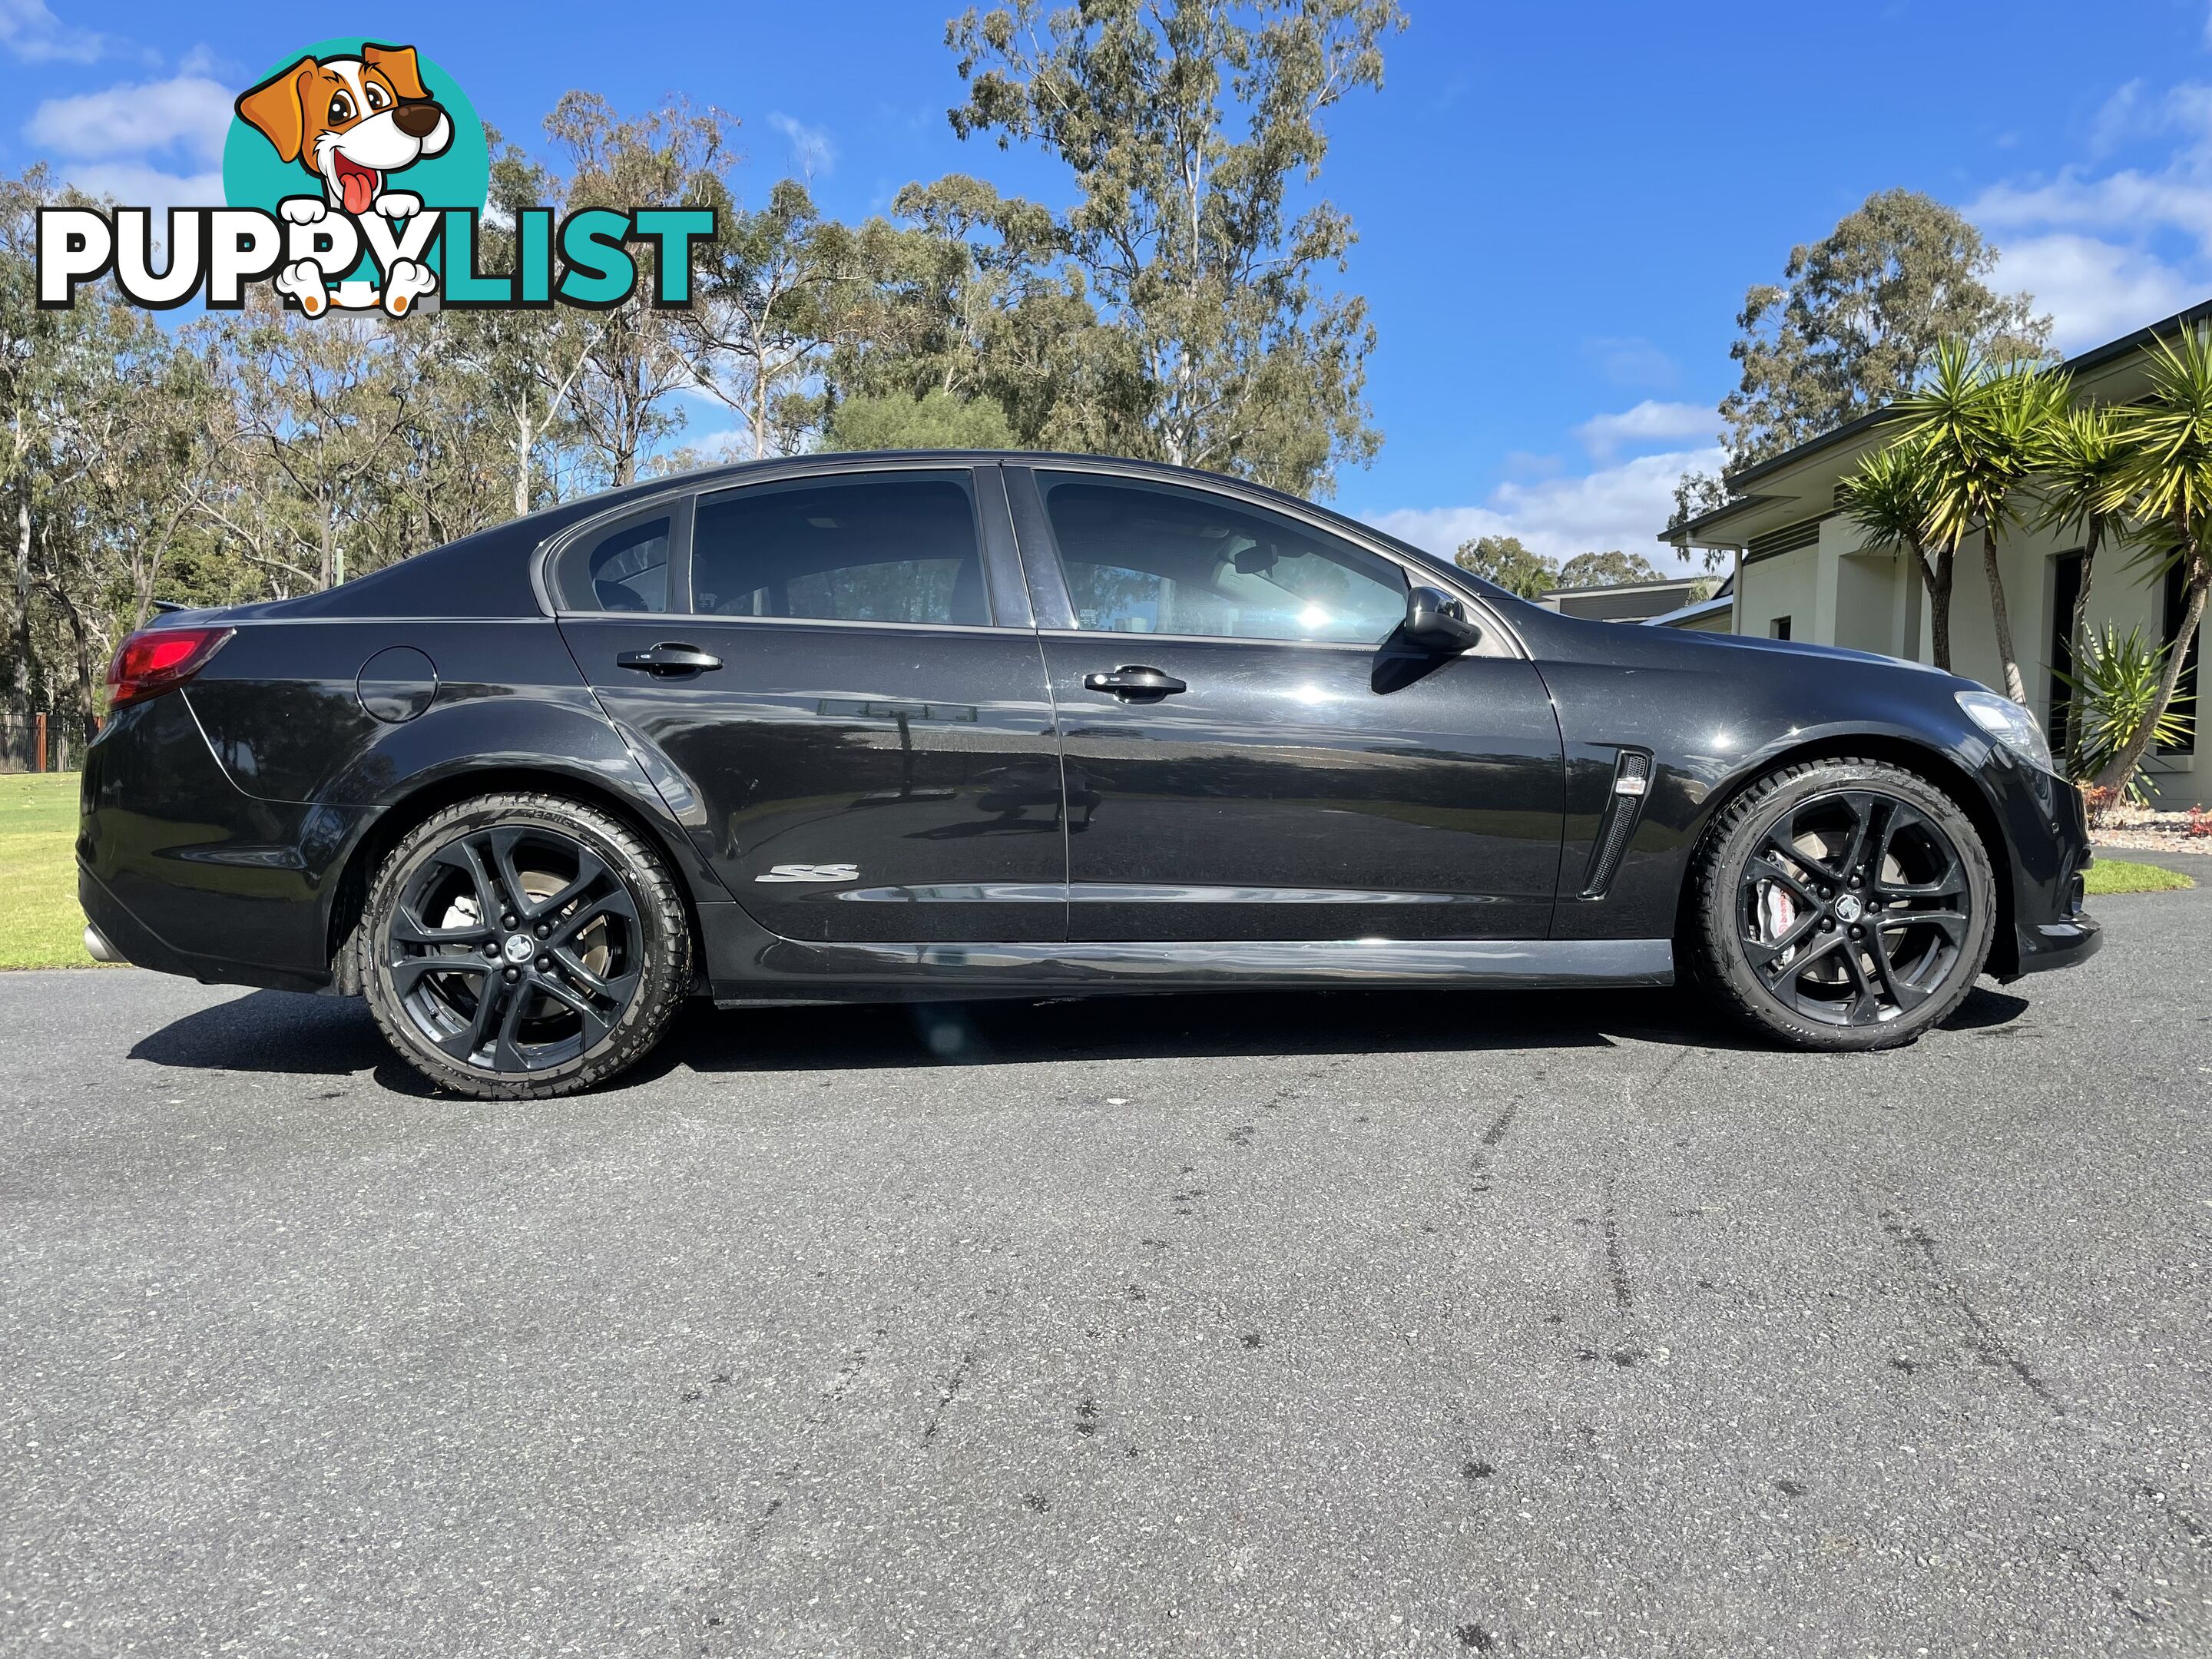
top-left (234, 42), bottom-right (452, 315)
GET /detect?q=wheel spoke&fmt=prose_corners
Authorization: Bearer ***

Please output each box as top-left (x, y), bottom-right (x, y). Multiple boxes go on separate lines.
top-left (482, 828), bottom-right (541, 924)
top-left (1758, 821), bottom-right (1835, 886)
top-left (1839, 946), bottom-right (1885, 1025)
top-left (1759, 926), bottom-right (1849, 985)
top-left (546, 888), bottom-right (637, 949)
top-left (1833, 793), bottom-right (1883, 882)
top-left (523, 849), bottom-right (611, 922)
top-left (1863, 922), bottom-right (1929, 1014)
top-left (389, 953), bottom-right (491, 992)
top-left (534, 972), bottom-right (618, 1048)
top-left (488, 979), bottom-right (533, 1074)
top-left (1743, 855), bottom-right (1820, 908)
top-left (546, 945), bottom-right (637, 1004)
top-left (435, 975), bottom-right (512, 1064)
top-left (389, 904), bottom-right (495, 948)
top-left (1740, 910), bottom-right (1820, 971)
top-left (1881, 908), bottom-right (1969, 940)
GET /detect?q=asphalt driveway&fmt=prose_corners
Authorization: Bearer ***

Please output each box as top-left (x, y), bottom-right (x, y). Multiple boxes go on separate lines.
top-left (4, 873), bottom-right (2210, 1657)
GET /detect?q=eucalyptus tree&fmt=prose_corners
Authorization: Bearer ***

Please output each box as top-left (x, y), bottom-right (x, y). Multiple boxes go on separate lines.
top-left (544, 93), bottom-right (733, 487)
top-left (1453, 534), bottom-right (1557, 600)
top-left (1889, 341), bottom-right (2068, 704)
top-left (942, 0), bottom-right (1406, 496)
top-left (1839, 438), bottom-right (1952, 670)
top-left (2091, 326), bottom-right (2212, 793)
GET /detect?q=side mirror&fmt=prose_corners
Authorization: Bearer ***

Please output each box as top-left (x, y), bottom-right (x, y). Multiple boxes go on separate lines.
top-left (1402, 585), bottom-right (1484, 652)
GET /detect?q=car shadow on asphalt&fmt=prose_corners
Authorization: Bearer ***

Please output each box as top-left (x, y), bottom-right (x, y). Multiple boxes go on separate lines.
top-left (126, 981), bottom-right (2032, 1089)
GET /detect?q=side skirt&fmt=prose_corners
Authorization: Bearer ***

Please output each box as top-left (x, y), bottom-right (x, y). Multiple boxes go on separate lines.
top-left (700, 911), bottom-right (1673, 1005)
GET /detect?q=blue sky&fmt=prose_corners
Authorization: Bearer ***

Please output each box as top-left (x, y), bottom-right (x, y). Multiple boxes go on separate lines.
top-left (7, 0), bottom-right (2207, 568)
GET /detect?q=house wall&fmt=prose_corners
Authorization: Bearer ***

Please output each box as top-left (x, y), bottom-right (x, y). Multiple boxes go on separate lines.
top-left (1730, 521), bottom-right (2208, 806)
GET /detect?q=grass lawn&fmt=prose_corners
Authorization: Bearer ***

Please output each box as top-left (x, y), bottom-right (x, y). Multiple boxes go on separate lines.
top-left (0, 773), bottom-right (104, 969)
top-left (2085, 856), bottom-right (2196, 896)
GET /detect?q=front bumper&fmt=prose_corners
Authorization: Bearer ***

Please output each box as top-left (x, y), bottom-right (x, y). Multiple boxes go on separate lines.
top-left (2008, 913), bottom-right (2102, 977)
top-left (1983, 750), bottom-right (2098, 982)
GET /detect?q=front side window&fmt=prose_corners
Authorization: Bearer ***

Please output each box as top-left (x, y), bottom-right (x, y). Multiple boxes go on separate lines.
top-left (558, 515), bottom-right (671, 613)
top-left (690, 471), bottom-right (990, 627)
top-left (1038, 472), bottom-right (1409, 644)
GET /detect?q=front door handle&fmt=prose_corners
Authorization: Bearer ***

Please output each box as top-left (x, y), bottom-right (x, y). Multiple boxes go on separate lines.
top-left (1084, 665), bottom-right (1187, 698)
top-left (616, 643), bottom-right (722, 677)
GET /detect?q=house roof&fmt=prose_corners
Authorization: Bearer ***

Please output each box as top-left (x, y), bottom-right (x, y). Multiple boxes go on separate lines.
top-left (1660, 294), bottom-right (2212, 547)
top-left (1538, 573), bottom-right (1707, 602)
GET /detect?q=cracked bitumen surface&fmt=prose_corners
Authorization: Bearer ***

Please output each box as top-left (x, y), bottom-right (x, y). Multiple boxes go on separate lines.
top-left (4, 872), bottom-right (2211, 1657)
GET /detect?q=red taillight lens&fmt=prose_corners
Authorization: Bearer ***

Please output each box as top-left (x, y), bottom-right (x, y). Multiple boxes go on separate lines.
top-left (105, 626), bottom-right (233, 708)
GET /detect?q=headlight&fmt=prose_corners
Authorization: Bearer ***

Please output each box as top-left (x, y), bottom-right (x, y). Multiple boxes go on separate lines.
top-left (1956, 689), bottom-right (2055, 773)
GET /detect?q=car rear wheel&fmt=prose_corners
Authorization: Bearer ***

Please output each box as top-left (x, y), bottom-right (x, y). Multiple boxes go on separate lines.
top-left (359, 793), bottom-right (691, 1098)
top-left (1687, 758), bottom-right (1995, 1051)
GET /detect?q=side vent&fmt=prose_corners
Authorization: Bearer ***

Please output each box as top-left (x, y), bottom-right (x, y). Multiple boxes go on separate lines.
top-left (1579, 750), bottom-right (1653, 899)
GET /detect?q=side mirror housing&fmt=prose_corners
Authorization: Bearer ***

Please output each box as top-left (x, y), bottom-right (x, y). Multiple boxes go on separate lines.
top-left (1402, 585), bottom-right (1484, 652)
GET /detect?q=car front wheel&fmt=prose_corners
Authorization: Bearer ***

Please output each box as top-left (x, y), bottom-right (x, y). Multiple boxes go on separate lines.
top-left (1687, 757), bottom-right (1996, 1051)
top-left (358, 792), bottom-right (692, 1098)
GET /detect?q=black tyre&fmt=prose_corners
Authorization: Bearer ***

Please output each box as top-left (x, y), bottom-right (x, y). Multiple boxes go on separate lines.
top-left (1687, 758), bottom-right (1995, 1051)
top-left (358, 793), bottom-right (692, 1098)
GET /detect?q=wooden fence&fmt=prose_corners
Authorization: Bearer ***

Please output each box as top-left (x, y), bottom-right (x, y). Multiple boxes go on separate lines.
top-left (0, 713), bottom-right (87, 774)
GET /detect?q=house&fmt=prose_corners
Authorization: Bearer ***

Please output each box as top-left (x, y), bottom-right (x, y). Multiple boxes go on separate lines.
top-left (1658, 299), bottom-right (2210, 807)
top-left (1537, 571), bottom-right (1714, 624)
top-left (1641, 573), bottom-right (1734, 633)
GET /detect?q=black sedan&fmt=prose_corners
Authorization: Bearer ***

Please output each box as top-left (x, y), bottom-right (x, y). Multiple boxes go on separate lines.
top-left (78, 452), bottom-right (2099, 1097)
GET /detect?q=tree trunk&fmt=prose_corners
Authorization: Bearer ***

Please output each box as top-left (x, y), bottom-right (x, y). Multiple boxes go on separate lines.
top-left (1982, 523), bottom-right (2026, 703)
top-left (1928, 546), bottom-right (1953, 674)
top-left (9, 485), bottom-right (31, 721)
top-left (2094, 558), bottom-right (2209, 793)
top-left (514, 406), bottom-right (535, 520)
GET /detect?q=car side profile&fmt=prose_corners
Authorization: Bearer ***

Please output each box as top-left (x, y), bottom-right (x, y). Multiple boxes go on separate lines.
top-left (78, 452), bottom-right (2100, 1096)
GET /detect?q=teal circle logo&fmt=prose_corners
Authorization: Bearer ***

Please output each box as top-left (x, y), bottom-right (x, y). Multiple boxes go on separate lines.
top-left (221, 38), bottom-right (488, 306)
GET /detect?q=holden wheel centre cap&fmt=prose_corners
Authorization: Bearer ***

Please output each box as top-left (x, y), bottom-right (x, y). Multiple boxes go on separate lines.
top-left (1833, 893), bottom-right (1863, 924)
top-left (502, 933), bottom-right (537, 965)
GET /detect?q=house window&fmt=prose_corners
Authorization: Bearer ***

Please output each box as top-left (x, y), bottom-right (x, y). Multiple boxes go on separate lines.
top-left (2163, 559), bottom-right (2199, 756)
top-left (1770, 616), bottom-right (1792, 641)
top-left (2048, 551), bottom-right (2083, 755)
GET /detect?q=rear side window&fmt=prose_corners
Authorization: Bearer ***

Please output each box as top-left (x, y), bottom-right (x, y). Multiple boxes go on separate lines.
top-left (1038, 472), bottom-right (1407, 644)
top-left (557, 515), bottom-right (671, 613)
top-left (691, 471), bottom-right (990, 627)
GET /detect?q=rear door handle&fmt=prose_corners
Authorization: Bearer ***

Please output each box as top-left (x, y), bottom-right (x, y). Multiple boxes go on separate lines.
top-left (616, 643), bottom-right (722, 677)
top-left (1083, 665), bottom-right (1187, 698)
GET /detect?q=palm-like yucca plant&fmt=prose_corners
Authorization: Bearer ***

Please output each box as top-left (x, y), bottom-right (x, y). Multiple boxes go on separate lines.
top-left (1889, 339), bottom-right (2069, 704)
top-left (2035, 403), bottom-right (2130, 764)
top-left (1839, 438), bottom-right (1952, 669)
top-left (2091, 324), bottom-right (2212, 793)
top-left (2056, 626), bottom-right (2193, 802)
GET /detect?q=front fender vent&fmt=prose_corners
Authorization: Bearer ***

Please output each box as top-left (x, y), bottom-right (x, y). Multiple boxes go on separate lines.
top-left (1578, 749), bottom-right (1653, 899)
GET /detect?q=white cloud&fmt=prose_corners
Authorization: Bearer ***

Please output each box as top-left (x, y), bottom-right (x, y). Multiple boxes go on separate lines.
top-left (1372, 445), bottom-right (1724, 575)
top-left (1991, 233), bottom-right (2199, 352)
top-left (25, 73), bottom-right (232, 162)
top-left (0, 0), bottom-right (106, 62)
top-left (767, 112), bottom-right (836, 178)
top-left (1579, 334), bottom-right (1677, 389)
top-left (1572, 400), bottom-right (1715, 462)
top-left (51, 161), bottom-right (223, 217)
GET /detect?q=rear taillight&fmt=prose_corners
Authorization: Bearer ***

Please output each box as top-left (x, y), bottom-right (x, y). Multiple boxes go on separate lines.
top-left (105, 626), bottom-right (233, 708)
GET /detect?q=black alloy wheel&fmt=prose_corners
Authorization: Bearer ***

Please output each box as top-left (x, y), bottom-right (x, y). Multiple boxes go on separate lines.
top-left (1690, 758), bottom-right (1996, 1051)
top-left (359, 793), bottom-right (691, 1098)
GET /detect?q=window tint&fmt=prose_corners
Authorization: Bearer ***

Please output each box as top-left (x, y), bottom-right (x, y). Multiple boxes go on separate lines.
top-left (1038, 473), bottom-right (1407, 644)
top-left (691, 472), bottom-right (989, 627)
top-left (558, 515), bottom-right (671, 613)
